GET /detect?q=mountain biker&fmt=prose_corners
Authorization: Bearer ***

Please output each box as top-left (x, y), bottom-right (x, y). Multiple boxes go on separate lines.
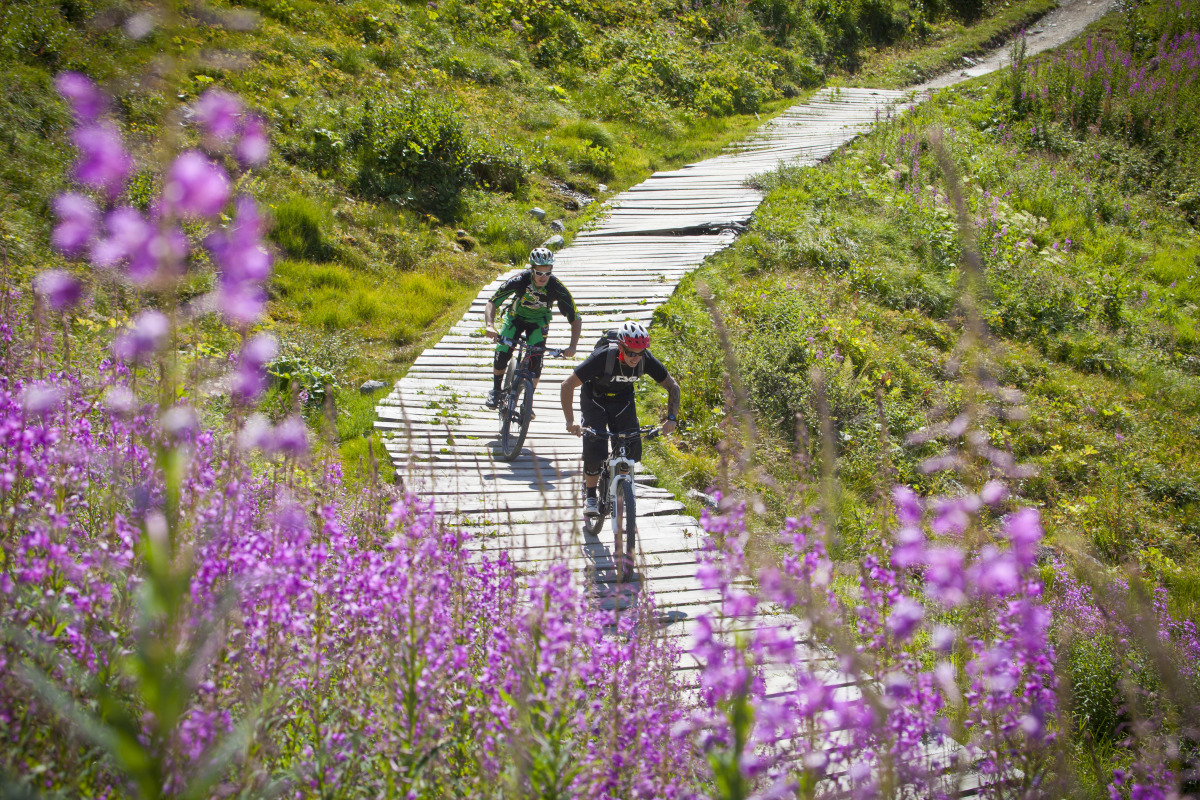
top-left (559, 320), bottom-right (680, 519)
top-left (484, 247), bottom-right (581, 409)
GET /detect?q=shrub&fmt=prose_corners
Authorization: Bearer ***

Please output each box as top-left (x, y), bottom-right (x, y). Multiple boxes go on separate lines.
top-left (352, 92), bottom-right (475, 221)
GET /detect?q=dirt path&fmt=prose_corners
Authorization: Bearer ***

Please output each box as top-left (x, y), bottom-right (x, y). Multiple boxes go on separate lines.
top-left (918, 0), bottom-right (1118, 90)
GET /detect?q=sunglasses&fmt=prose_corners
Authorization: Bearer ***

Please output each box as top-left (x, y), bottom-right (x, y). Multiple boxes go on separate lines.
top-left (531, 268), bottom-right (553, 277)
top-left (620, 345), bottom-right (646, 356)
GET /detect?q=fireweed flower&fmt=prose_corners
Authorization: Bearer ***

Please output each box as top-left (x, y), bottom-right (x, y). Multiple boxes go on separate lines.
top-left (72, 121), bottom-right (134, 198)
top-left (21, 382), bottom-right (65, 416)
top-left (888, 596), bottom-right (925, 641)
top-left (51, 193), bottom-right (99, 257)
top-left (101, 384), bottom-right (136, 415)
top-left (234, 113), bottom-right (270, 167)
top-left (231, 334), bottom-right (277, 402)
top-left (164, 151), bottom-right (231, 218)
top-left (269, 415), bottom-right (308, 457)
top-left (924, 546), bottom-right (967, 606)
top-left (112, 310), bottom-right (170, 363)
top-left (90, 206), bottom-right (151, 269)
top-left (205, 197), bottom-right (272, 323)
top-left (55, 71), bottom-right (107, 122)
top-left (90, 207), bottom-right (188, 283)
top-left (193, 89), bottom-right (243, 141)
top-left (1003, 507), bottom-right (1043, 567)
top-left (33, 270), bottom-right (82, 311)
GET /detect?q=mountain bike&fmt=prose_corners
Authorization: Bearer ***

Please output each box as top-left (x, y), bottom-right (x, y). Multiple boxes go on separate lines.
top-left (496, 334), bottom-right (563, 462)
top-left (581, 425), bottom-right (660, 582)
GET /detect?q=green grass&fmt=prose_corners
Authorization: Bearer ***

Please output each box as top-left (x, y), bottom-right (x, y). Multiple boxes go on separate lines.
top-left (647, 70), bottom-right (1200, 578)
top-left (271, 258), bottom-right (475, 348)
top-left (0, 0), bottom-right (1094, 481)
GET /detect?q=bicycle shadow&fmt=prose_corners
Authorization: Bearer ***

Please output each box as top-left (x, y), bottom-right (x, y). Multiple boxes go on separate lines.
top-left (476, 451), bottom-right (567, 492)
top-left (581, 525), bottom-right (645, 611)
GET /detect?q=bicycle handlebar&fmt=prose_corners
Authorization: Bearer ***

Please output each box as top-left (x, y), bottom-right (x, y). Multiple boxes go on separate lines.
top-left (580, 425), bottom-right (662, 442)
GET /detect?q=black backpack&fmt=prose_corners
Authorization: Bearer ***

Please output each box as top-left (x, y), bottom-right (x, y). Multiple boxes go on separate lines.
top-left (591, 329), bottom-right (645, 383)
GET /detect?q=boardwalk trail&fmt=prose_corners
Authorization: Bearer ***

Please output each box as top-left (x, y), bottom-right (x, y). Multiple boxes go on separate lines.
top-left (375, 87), bottom-right (908, 689)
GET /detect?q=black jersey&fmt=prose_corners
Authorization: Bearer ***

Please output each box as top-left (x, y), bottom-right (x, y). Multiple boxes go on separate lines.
top-left (574, 346), bottom-right (669, 399)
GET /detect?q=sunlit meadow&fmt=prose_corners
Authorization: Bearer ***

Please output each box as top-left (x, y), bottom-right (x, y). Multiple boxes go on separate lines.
top-left (5, 5), bottom-right (1200, 799)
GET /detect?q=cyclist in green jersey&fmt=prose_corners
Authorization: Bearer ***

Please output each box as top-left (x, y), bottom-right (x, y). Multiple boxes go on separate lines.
top-left (484, 247), bottom-right (581, 409)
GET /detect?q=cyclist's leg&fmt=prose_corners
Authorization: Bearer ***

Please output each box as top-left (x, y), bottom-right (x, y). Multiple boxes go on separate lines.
top-left (580, 386), bottom-right (609, 493)
top-left (528, 320), bottom-right (550, 390)
top-left (491, 315), bottom-right (520, 393)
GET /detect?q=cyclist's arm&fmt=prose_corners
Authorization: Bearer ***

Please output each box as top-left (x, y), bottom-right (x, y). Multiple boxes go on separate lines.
top-left (485, 273), bottom-right (524, 340)
top-left (484, 300), bottom-right (498, 339)
top-left (659, 374), bottom-right (681, 434)
top-left (554, 282), bottom-right (582, 357)
top-left (560, 373), bottom-right (583, 434)
top-left (565, 317), bottom-right (582, 357)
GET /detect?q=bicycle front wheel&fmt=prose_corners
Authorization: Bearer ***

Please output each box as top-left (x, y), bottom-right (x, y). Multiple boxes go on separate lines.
top-left (613, 477), bottom-right (637, 581)
top-left (500, 379), bottom-right (533, 461)
top-left (620, 478), bottom-right (637, 562)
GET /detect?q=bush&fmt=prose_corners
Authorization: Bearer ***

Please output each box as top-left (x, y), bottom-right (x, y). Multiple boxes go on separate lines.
top-left (352, 92), bottom-right (476, 221)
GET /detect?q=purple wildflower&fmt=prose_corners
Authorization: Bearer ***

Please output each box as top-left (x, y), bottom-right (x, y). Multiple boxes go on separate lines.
top-left (205, 197), bottom-right (272, 323)
top-left (270, 416), bottom-right (309, 457)
top-left (1003, 508), bottom-right (1043, 567)
top-left (232, 334), bottom-right (278, 402)
top-left (33, 270), bottom-right (82, 311)
top-left (888, 597), bottom-right (924, 641)
top-left (235, 114), bottom-right (270, 167)
top-left (55, 72), bottom-right (107, 122)
top-left (164, 151), bottom-right (231, 218)
top-left (112, 310), bottom-right (170, 363)
top-left (21, 383), bottom-right (65, 416)
top-left (72, 122), bottom-right (134, 198)
top-left (194, 89), bottom-right (243, 141)
top-left (51, 193), bottom-right (99, 257)
top-left (924, 547), bottom-right (966, 607)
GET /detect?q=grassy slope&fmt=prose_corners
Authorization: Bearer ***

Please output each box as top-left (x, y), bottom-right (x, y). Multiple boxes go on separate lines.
top-left (645, 18), bottom-right (1200, 610)
top-left (0, 0), bottom-right (1065, 487)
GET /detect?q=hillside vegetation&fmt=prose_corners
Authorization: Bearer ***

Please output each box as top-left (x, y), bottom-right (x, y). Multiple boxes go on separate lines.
top-left (6, 0), bottom-right (1200, 795)
top-left (2, 0), bottom-right (1054, 479)
top-left (642, 0), bottom-right (1200, 786)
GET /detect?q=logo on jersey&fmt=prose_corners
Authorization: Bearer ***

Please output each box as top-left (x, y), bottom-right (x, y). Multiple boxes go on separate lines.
top-left (610, 374), bottom-right (639, 383)
top-left (519, 288), bottom-right (550, 311)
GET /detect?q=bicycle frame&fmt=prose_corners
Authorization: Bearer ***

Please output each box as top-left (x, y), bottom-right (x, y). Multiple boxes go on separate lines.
top-left (495, 335), bottom-right (562, 461)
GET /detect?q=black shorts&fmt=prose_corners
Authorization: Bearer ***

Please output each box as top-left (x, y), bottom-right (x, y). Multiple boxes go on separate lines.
top-left (581, 385), bottom-right (640, 470)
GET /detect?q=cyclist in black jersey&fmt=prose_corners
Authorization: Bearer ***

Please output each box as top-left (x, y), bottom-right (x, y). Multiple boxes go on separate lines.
top-left (484, 247), bottom-right (581, 409)
top-left (559, 321), bottom-right (679, 518)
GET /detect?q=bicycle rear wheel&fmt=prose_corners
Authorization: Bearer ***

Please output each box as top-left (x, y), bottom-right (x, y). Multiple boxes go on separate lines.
top-left (614, 477), bottom-right (637, 582)
top-left (500, 378), bottom-right (533, 461)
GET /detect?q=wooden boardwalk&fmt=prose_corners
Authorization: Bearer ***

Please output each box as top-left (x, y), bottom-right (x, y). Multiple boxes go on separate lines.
top-left (375, 87), bottom-right (908, 680)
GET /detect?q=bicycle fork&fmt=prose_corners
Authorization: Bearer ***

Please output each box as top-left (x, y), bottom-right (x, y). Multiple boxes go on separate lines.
top-left (608, 455), bottom-right (637, 579)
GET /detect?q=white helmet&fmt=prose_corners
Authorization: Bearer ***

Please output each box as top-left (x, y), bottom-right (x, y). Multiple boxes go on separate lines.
top-left (529, 247), bottom-right (554, 267)
top-left (617, 321), bottom-right (650, 349)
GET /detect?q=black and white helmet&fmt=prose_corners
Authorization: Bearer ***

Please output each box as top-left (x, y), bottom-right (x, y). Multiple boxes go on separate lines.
top-left (529, 247), bottom-right (555, 267)
top-left (617, 321), bottom-right (650, 350)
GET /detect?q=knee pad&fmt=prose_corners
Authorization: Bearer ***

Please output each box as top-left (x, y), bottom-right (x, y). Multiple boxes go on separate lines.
top-left (493, 350), bottom-right (513, 372)
top-left (584, 462), bottom-right (603, 477)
